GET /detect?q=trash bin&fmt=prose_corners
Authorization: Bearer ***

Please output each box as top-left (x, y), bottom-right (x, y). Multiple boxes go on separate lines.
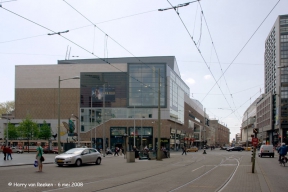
top-left (126, 151), bottom-right (135, 163)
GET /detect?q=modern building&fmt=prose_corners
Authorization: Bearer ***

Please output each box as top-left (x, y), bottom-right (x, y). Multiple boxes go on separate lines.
top-left (263, 14), bottom-right (288, 145)
top-left (0, 56), bottom-right (228, 151)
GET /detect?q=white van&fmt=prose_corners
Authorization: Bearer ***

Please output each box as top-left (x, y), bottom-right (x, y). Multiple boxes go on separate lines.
top-left (258, 145), bottom-right (274, 158)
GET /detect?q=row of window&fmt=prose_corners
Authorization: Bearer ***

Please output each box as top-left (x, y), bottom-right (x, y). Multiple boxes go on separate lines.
top-left (280, 18), bottom-right (288, 25)
top-left (281, 50), bottom-right (288, 59)
top-left (281, 42), bottom-right (288, 51)
top-left (281, 35), bottom-right (288, 42)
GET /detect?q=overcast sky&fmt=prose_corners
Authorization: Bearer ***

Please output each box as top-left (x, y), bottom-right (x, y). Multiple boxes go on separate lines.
top-left (1, 0), bottom-right (287, 140)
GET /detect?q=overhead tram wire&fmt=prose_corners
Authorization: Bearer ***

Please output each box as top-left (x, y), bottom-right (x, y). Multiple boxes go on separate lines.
top-left (198, 1), bottom-right (242, 120)
top-left (165, 0), bottom-right (235, 119)
top-left (62, 0), bottom-right (166, 81)
top-left (0, 5), bottom-right (166, 98)
top-left (192, 83), bottom-right (264, 95)
top-left (0, 8), bottom-right (157, 44)
top-left (200, 0), bottom-right (281, 102)
top-left (220, 87), bottom-right (264, 121)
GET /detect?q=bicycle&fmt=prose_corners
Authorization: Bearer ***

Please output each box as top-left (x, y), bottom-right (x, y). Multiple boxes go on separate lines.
top-left (279, 155), bottom-right (288, 166)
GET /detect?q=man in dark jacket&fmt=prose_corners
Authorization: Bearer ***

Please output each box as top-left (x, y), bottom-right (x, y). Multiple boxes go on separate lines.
top-left (278, 143), bottom-right (288, 163)
top-left (3, 145), bottom-right (8, 161)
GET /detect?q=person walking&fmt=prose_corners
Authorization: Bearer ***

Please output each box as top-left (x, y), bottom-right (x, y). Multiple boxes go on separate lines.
top-left (278, 143), bottom-right (288, 164)
top-left (182, 146), bottom-right (187, 155)
top-left (114, 147), bottom-right (119, 156)
top-left (7, 146), bottom-right (12, 160)
top-left (36, 142), bottom-right (43, 172)
top-left (3, 145), bottom-right (8, 161)
top-left (119, 147), bottom-right (123, 156)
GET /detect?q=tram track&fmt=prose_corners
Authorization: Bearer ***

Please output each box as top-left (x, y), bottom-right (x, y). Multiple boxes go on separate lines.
top-left (44, 154), bottom-right (241, 192)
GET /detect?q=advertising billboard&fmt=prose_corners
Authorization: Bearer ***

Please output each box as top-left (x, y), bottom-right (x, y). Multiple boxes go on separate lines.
top-left (92, 87), bottom-right (115, 102)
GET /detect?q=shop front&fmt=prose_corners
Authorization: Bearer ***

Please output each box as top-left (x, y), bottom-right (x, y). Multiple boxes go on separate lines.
top-left (110, 127), bottom-right (126, 152)
top-left (128, 127), bottom-right (153, 151)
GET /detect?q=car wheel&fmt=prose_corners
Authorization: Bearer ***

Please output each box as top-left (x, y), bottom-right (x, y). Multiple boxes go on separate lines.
top-left (57, 164), bottom-right (63, 167)
top-left (75, 159), bottom-right (82, 167)
top-left (17, 151), bottom-right (20, 154)
top-left (95, 158), bottom-right (101, 165)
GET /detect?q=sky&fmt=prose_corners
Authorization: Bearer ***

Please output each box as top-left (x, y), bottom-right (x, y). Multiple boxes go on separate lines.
top-left (1, 0), bottom-right (287, 141)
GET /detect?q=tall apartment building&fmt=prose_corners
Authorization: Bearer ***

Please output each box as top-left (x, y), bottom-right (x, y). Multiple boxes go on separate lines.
top-left (260, 14), bottom-right (288, 145)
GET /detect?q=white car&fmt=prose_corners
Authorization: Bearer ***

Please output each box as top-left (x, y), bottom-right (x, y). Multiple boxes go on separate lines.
top-left (55, 148), bottom-right (102, 167)
top-left (11, 147), bottom-right (24, 153)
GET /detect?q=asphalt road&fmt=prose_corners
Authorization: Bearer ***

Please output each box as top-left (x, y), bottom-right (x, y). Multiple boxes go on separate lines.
top-left (0, 150), bottom-right (287, 192)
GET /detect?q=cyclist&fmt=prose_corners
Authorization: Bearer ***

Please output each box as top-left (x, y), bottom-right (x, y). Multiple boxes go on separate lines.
top-left (277, 143), bottom-right (288, 164)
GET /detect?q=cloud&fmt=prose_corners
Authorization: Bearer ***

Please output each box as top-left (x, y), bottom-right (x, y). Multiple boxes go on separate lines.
top-left (186, 78), bottom-right (196, 85)
top-left (204, 75), bottom-right (211, 80)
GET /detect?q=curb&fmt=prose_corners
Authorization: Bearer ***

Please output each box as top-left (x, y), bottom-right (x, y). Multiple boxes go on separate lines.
top-left (0, 162), bottom-right (55, 167)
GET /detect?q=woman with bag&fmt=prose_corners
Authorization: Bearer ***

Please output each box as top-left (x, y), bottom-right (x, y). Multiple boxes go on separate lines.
top-left (35, 142), bottom-right (43, 172)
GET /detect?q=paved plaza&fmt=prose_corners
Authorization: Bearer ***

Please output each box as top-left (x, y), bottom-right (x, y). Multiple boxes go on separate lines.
top-left (0, 149), bottom-right (287, 192)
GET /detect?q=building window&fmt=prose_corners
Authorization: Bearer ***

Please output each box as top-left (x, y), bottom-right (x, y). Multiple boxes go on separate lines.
top-left (128, 64), bottom-right (166, 107)
top-left (281, 35), bottom-right (288, 42)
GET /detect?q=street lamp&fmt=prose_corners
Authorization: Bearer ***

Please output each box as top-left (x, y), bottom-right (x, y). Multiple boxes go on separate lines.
top-left (2, 117), bottom-right (10, 145)
top-left (58, 76), bottom-right (80, 154)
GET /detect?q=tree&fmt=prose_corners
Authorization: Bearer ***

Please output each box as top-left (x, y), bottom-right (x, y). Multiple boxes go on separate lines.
top-left (18, 116), bottom-right (39, 140)
top-left (38, 120), bottom-right (52, 140)
top-left (3, 123), bottom-right (18, 140)
top-left (0, 101), bottom-right (15, 116)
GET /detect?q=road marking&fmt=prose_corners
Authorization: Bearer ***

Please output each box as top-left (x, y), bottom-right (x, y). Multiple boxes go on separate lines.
top-left (192, 165), bottom-right (215, 172)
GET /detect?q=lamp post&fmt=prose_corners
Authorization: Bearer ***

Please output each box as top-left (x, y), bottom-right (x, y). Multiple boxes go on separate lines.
top-left (246, 111), bottom-right (249, 148)
top-left (2, 117), bottom-right (10, 146)
top-left (58, 76), bottom-right (80, 154)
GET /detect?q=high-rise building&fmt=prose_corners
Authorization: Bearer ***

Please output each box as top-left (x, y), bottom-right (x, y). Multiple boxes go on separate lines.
top-left (262, 14), bottom-right (288, 145)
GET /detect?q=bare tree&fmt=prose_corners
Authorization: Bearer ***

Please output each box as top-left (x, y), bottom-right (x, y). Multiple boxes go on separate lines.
top-left (0, 101), bottom-right (15, 116)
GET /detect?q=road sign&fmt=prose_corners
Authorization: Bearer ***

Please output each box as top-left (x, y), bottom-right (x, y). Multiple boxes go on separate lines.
top-left (252, 138), bottom-right (258, 146)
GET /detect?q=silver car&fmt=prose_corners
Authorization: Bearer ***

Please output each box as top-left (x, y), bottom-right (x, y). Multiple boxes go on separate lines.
top-left (11, 147), bottom-right (24, 153)
top-left (55, 148), bottom-right (102, 167)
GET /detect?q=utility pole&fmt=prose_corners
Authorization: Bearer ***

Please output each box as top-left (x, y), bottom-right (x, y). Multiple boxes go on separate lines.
top-left (157, 68), bottom-right (162, 161)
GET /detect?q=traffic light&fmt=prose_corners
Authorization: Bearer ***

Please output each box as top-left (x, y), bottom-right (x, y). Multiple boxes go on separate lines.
top-left (253, 128), bottom-right (258, 134)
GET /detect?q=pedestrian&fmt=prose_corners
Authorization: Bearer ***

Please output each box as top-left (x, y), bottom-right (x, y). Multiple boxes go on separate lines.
top-left (3, 145), bottom-right (8, 161)
top-left (278, 143), bottom-right (288, 164)
top-left (114, 147), bottom-right (119, 156)
top-left (35, 142), bottom-right (43, 172)
top-left (7, 146), bottom-right (13, 160)
top-left (182, 146), bottom-right (187, 155)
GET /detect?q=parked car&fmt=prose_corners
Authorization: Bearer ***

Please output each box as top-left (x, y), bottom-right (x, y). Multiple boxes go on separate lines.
top-left (11, 147), bottom-right (24, 153)
top-left (220, 146), bottom-right (228, 150)
top-left (43, 148), bottom-right (58, 154)
top-left (186, 146), bottom-right (198, 152)
top-left (226, 147), bottom-right (244, 151)
top-left (55, 148), bottom-right (102, 167)
top-left (258, 145), bottom-right (274, 158)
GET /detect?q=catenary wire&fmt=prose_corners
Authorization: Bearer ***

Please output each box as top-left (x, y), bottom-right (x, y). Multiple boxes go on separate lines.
top-left (200, 0), bottom-right (281, 102)
top-left (0, 5), bottom-right (168, 99)
top-left (166, 0), bottom-right (235, 120)
top-left (62, 0), bottom-right (166, 81)
top-left (0, 9), bottom-right (157, 44)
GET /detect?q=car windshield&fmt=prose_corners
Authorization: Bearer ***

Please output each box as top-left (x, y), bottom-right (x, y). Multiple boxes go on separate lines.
top-left (64, 148), bottom-right (83, 154)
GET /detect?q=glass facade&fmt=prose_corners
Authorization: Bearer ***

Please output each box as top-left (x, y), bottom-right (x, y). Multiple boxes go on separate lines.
top-left (128, 63), bottom-right (166, 107)
top-left (168, 66), bottom-right (189, 124)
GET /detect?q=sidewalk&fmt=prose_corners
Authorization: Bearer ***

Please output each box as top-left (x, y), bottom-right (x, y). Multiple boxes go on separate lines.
top-left (0, 153), bottom-right (56, 167)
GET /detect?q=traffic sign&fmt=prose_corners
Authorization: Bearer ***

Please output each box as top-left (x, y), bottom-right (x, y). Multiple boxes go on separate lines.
top-left (252, 138), bottom-right (258, 146)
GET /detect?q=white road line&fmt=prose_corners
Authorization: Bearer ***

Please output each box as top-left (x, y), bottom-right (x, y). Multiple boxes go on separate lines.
top-left (191, 165), bottom-right (215, 172)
